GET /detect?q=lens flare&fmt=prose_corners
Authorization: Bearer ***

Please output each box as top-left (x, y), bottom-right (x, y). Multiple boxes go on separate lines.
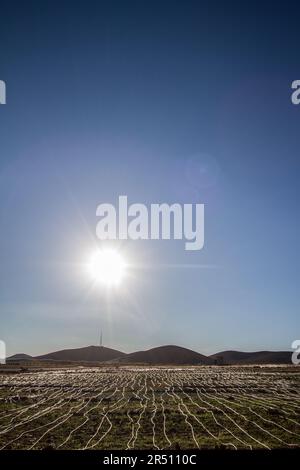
top-left (88, 249), bottom-right (126, 287)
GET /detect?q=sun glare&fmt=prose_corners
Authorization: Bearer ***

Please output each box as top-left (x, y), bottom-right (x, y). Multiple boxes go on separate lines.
top-left (88, 249), bottom-right (126, 287)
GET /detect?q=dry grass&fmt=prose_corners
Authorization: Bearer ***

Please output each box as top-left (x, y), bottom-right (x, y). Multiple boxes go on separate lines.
top-left (0, 366), bottom-right (299, 450)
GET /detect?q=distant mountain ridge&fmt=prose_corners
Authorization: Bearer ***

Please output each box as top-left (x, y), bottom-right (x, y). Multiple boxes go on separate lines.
top-left (111, 345), bottom-right (213, 365)
top-left (35, 345), bottom-right (125, 362)
top-left (6, 345), bottom-right (293, 365)
top-left (210, 350), bottom-right (292, 365)
top-left (7, 353), bottom-right (34, 361)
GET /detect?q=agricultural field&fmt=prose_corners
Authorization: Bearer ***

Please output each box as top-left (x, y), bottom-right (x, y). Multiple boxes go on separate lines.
top-left (0, 366), bottom-right (299, 450)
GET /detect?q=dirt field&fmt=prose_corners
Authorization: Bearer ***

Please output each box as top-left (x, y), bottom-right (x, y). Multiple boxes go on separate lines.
top-left (0, 366), bottom-right (299, 450)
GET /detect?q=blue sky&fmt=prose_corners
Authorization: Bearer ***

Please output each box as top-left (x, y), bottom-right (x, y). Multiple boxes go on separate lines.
top-left (0, 1), bottom-right (299, 356)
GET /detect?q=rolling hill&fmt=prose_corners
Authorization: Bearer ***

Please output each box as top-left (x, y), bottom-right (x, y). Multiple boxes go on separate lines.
top-left (36, 345), bottom-right (125, 362)
top-left (7, 353), bottom-right (34, 362)
top-left (210, 350), bottom-right (292, 365)
top-left (112, 345), bottom-right (213, 365)
top-left (6, 346), bottom-right (293, 365)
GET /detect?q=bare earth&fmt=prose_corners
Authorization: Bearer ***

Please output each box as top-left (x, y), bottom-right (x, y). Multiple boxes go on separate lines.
top-left (0, 366), bottom-right (299, 450)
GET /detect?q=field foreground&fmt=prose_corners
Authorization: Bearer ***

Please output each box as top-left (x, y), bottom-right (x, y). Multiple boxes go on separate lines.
top-left (0, 366), bottom-right (299, 450)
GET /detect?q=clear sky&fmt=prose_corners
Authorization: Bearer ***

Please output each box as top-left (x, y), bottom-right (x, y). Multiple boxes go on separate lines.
top-left (0, 1), bottom-right (299, 356)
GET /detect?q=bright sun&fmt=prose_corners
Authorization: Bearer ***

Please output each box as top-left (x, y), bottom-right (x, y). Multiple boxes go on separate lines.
top-left (88, 249), bottom-right (127, 287)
